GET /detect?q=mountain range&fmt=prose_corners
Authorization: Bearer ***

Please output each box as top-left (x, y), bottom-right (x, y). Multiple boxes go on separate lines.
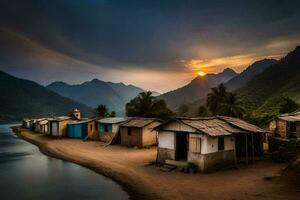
top-left (158, 68), bottom-right (238, 110)
top-left (180, 58), bottom-right (278, 115)
top-left (0, 70), bottom-right (93, 123)
top-left (2, 45), bottom-right (300, 124)
top-left (225, 59), bottom-right (277, 91)
top-left (238, 46), bottom-right (300, 118)
top-left (47, 79), bottom-right (144, 114)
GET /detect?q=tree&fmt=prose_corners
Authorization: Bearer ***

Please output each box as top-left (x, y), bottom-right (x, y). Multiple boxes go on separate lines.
top-left (95, 104), bottom-right (109, 117)
top-left (219, 92), bottom-right (245, 118)
top-left (178, 104), bottom-right (189, 116)
top-left (109, 111), bottom-right (116, 117)
top-left (206, 83), bottom-right (227, 115)
top-left (197, 105), bottom-right (208, 117)
top-left (279, 97), bottom-right (299, 114)
top-left (126, 91), bottom-right (174, 119)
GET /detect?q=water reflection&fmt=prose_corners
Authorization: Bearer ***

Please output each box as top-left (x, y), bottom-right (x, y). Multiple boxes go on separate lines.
top-left (0, 124), bottom-right (129, 200)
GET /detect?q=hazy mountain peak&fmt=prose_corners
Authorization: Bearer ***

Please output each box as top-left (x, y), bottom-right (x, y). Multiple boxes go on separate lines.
top-left (222, 68), bottom-right (237, 75)
top-left (47, 78), bottom-right (144, 115)
top-left (225, 58), bottom-right (277, 91)
top-left (159, 68), bottom-right (237, 110)
top-left (282, 46), bottom-right (300, 64)
top-left (47, 81), bottom-right (70, 86)
top-left (0, 71), bottom-right (93, 122)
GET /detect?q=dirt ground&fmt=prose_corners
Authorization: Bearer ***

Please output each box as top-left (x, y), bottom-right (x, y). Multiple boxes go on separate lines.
top-left (17, 128), bottom-right (300, 200)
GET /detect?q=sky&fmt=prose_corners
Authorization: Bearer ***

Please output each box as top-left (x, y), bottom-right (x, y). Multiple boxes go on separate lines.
top-left (0, 0), bottom-right (300, 93)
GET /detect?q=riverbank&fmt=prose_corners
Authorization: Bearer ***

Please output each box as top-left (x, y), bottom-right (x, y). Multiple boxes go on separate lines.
top-left (15, 127), bottom-right (300, 200)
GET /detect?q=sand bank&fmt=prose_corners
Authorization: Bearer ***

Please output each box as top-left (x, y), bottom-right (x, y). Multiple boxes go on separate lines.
top-left (15, 128), bottom-right (299, 200)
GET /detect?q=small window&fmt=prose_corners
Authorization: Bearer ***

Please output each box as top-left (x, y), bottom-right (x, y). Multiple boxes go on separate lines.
top-left (218, 137), bottom-right (224, 151)
top-left (127, 128), bottom-right (131, 136)
top-left (189, 137), bottom-right (201, 153)
top-left (90, 124), bottom-right (93, 131)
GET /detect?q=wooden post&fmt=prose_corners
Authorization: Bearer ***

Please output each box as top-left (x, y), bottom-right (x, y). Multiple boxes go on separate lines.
top-left (156, 131), bottom-right (159, 163)
top-left (245, 134), bottom-right (248, 165)
top-left (234, 138), bottom-right (237, 166)
top-left (252, 133), bottom-right (255, 163)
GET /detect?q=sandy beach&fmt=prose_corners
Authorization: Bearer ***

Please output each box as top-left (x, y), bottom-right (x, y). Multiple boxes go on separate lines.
top-left (15, 128), bottom-right (299, 200)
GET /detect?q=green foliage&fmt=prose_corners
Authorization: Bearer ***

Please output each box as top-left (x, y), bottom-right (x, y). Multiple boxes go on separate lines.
top-left (219, 92), bottom-right (245, 118)
top-left (95, 104), bottom-right (109, 117)
top-left (206, 83), bottom-right (227, 115)
top-left (187, 162), bottom-right (198, 169)
top-left (279, 97), bottom-right (300, 114)
top-left (237, 47), bottom-right (300, 126)
top-left (109, 111), bottom-right (116, 117)
top-left (178, 104), bottom-right (189, 116)
top-left (95, 104), bottom-right (116, 117)
top-left (197, 105), bottom-right (209, 117)
top-left (126, 91), bottom-right (174, 119)
top-left (244, 112), bottom-right (276, 128)
top-left (206, 84), bottom-right (245, 118)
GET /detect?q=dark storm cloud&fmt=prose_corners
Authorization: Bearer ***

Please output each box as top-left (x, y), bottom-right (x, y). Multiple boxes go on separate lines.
top-left (0, 0), bottom-right (300, 91)
top-left (1, 0), bottom-right (300, 68)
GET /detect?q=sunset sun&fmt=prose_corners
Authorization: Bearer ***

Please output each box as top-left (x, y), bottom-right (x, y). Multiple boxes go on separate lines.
top-left (197, 71), bottom-right (206, 77)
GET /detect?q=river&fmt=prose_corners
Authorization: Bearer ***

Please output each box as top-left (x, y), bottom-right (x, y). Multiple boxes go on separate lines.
top-left (0, 124), bottom-right (129, 200)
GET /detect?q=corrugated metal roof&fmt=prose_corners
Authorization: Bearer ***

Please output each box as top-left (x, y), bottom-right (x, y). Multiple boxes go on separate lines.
top-left (217, 116), bottom-right (266, 133)
top-left (120, 118), bottom-right (160, 128)
top-left (68, 119), bottom-right (93, 125)
top-left (32, 118), bottom-right (47, 123)
top-left (52, 116), bottom-right (71, 121)
top-left (279, 111), bottom-right (300, 122)
top-left (37, 119), bottom-right (49, 125)
top-left (181, 118), bottom-right (246, 136)
top-left (98, 117), bottom-right (128, 124)
top-left (156, 116), bottom-right (265, 136)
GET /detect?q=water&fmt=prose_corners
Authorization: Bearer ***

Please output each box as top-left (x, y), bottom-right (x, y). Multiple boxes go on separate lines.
top-left (0, 124), bottom-right (129, 200)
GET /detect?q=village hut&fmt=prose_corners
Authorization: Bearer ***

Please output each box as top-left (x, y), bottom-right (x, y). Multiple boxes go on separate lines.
top-left (35, 119), bottom-right (49, 134)
top-left (155, 116), bottom-right (266, 172)
top-left (22, 119), bottom-right (31, 128)
top-left (269, 110), bottom-right (300, 139)
top-left (110, 118), bottom-right (162, 148)
top-left (29, 118), bottom-right (45, 133)
top-left (97, 117), bottom-right (128, 142)
top-left (48, 116), bottom-right (71, 137)
top-left (67, 119), bottom-right (96, 139)
top-left (29, 119), bottom-right (37, 130)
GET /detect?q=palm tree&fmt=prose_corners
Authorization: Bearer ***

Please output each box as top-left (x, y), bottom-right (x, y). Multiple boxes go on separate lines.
top-left (126, 91), bottom-right (173, 118)
top-left (206, 83), bottom-right (227, 115)
top-left (219, 92), bottom-right (245, 118)
top-left (95, 104), bottom-right (109, 117)
top-left (138, 91), bottom-right (156, 116)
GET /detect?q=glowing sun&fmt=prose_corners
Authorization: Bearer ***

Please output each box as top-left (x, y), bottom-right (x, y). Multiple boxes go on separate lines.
top-left (197, 71), bottom-right (206, 77)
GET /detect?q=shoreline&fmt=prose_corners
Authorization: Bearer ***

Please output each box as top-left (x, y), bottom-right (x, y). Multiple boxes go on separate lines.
top-left (15, 128), bottom-right (161, 200)
top-left (14, 127), bottom-right (300, 200)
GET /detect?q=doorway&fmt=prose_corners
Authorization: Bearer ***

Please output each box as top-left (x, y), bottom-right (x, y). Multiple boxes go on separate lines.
top-left (175, 132), bottom-right (188, 160)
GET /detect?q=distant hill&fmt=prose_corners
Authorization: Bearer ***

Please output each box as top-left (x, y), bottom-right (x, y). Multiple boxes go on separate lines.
top-left (47, 79), bottom-right (144, 114)
top-left (158, 68), bottom-right (237, 110)
top-left (225, 59), bottom-right (277, 91)
top-left (0, 70), bottom-right (93, 123)
top-left (238, 46), bottom-right (300, 117)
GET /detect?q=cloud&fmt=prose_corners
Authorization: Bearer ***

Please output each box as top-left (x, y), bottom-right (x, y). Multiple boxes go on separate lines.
top-left (0, 0), bottom-right (300, 92)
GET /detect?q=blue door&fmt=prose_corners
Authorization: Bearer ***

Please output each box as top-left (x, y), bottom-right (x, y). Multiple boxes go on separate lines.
top-left (74, 124), bottom-right (82, 138)
top-left (67, 125), bottom-right (73, 138)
